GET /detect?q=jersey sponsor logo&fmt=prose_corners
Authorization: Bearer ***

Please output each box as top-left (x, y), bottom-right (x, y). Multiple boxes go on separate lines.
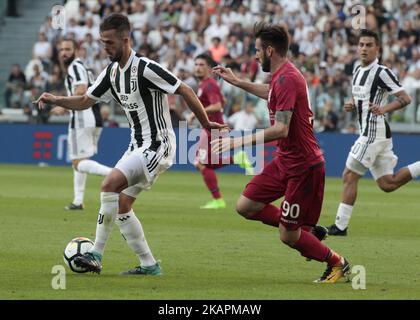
top-left (122, 102), bottom-right (140, 110)
top-left (352, 85), bottom-right (368, 100)
top-left (121, 94), bottom-right (129, 101)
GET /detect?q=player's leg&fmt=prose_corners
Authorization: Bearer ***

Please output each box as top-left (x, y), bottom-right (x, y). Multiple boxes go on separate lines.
top-left (65, 158), bottom-right (87, 210)
top-left (76, 128), bottom-right (112, 176)
top-left (328, 154), bottom-right (365, 235)
top-left (372, 146), bottom-right (420, 192)
top-left (195, 161), bottom-right (226, 209)
top-left (74, 168), bottom-right (128, 273)
top-left (66, 128), bottom-right (87, 210)
top-left (75, 148), bottom-right (149, 273)
top-left (116, 190), bottom-right (161, 275)
top-left (195, 129), bottom-right (226, 209)
top-left (236, 195), bottom-right (280, 226)
top-left (77, 159), bottom-right (112, 176)
top-left (278, 163), bottom-right (350, 283)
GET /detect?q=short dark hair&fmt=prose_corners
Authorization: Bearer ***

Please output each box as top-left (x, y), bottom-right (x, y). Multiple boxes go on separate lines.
top-left (253, 22), bottom-right (289, 57)
top-left (195, 53), bottom-right (217, 68)
top-left (100, 13), bottom-right (131, 37)
top-left (358, 29), bottom-right (380, 46)
top-left (61, 38), bottom-right (78, 50)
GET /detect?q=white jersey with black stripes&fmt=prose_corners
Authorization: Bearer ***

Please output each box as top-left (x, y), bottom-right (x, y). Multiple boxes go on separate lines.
top-left (86, 50), bottom-right (180, 158)
top-left (65, 58), bottom-right (102, 129)
top-left (351, 58), bottom-right (403, 141)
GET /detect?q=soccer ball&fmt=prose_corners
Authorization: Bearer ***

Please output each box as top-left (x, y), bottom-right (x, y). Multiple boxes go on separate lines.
top-left (63, 237), bottom-right (94, 273)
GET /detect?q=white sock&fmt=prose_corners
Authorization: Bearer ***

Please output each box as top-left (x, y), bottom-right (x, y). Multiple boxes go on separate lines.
top-left (78, 159), bottom-right (112, 176)
top-left (115, 210), bottom-right (156, 267)
top-left (335, 203), bottom-right (354, 231)
top-left (407, 161), bottom-right (420, 178)
top-left (91, 192), bottom-right (119, 256)
top-left (73, 169), bottom-right (87, 205)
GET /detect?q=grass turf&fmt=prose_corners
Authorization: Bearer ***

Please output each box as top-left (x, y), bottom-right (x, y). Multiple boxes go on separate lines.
top-left (0, 164), bottom-right (419, 299)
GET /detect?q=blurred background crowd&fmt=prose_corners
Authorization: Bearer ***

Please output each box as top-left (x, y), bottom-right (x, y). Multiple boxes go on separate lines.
top-left (2, 0), bottom-right (420, 133)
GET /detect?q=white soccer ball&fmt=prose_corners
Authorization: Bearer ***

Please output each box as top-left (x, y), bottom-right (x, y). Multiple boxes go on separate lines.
top-left (63, 237), bottom-right (94, 273)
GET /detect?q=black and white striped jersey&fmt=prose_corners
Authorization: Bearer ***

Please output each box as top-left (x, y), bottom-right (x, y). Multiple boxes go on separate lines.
top-left (86, 50), bottom-right (181, 154)
top-left (65, 58), bottom-right (102, 129)
top-left (351, 58), bottom-right (403, 140)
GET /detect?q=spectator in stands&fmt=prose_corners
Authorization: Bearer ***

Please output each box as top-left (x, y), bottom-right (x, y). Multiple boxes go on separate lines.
top-left (100, 105), bottom-right (119, 128)
top-left (29, 64), bottom-right (49, 92)
top-left (208, 37), bottom-right (228, 64)
top-left (18, 0), bottom-right (420, 130)
top-left (228, 101), bottom-right (258, 131)
top-left (320, 100), bottom-right (339, 132)
top-left (204, 14), bottom-right (230, 45)
top-left (33, 32), bottom-right (52, 70)
top-left (4, 64), bottom-right (26, 109)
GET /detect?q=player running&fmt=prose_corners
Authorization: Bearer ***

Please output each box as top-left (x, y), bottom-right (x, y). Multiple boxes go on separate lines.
top-left (327, 29), bottom-right (419, 236)
top-left (35, 13), bottom-right (227, 275)
top-left (51, 38), bottom-right (111, 211)
top-left (213, 22), bottom-right (349, 283)
top-left (189, 54), bottom-right (253, 209)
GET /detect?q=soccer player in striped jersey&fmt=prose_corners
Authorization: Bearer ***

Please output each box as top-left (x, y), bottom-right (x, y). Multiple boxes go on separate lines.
top-left (327, 29), bottom-right (420, 236)
top-left (52, 38), bottom-right (111, 211)
top-left (36, 13), bottom-right (227, 275)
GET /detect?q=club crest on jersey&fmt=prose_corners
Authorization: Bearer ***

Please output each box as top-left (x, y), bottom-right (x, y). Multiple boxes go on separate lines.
top-left (131, 66), bottom-right (137, 91)
top-left (131, 79), bottom-right (137, 91)
top-left (277, 75), bottom-right (285, 85)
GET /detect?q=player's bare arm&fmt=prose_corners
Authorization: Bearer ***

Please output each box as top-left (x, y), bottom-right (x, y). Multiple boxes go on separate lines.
top-left (176, 82), bottom-right (229, 130)
top-left (212, 66), bottom-right (269, 100)
top-left (344, 98), bottom-right (355, 112)
top-left (203, 102), bottom-right (222, 114)
top-left (187, 102), bottom-right (222, 124)
top-left (211, 110), bottom-right (292, 153)
top-left (369, 90), bottom-right (411, 116)
top-left (34, 92), bottom-right (96, 111)
top-left (50, 84), bottom-right (89, 115)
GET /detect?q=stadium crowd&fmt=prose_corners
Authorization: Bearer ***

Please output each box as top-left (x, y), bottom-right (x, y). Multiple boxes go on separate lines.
top-left (3, 0), bottom-right (420, 131)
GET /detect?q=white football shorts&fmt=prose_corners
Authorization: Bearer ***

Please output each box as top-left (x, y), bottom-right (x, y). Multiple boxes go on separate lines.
top-left (68, 127), bottom-right (102, 160)
top-left (346, 135), bottom-right (398, 180)
top-left (117, 144), bottom-right (175, 198)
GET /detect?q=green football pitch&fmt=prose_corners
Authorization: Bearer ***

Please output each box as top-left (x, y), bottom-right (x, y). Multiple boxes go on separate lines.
top-left (1, 164), bottom-right (419, 300)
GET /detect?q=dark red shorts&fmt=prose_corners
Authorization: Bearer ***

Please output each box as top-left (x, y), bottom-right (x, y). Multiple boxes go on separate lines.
top-left (243, 157), bottom-right (325, 230)
top-left (195, 129), bottom-right (230, 167)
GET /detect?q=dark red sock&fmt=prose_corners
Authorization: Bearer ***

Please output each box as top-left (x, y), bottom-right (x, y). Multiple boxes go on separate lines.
top-left (201, 167), bottom-right (221, 199)
top-left (326, 250), bottom-right (342, 267)
top-left (292, 230), bottom-right (331, 262)
top-left (250, 204), bottom-right (281, 227)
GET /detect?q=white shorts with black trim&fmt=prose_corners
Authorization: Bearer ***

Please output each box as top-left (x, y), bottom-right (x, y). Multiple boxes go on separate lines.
top-left (117, 145), bottom-right (175, 198)
top-left (346, 136), bottom-right (398, 180)
top-left (68, 127), bottom-right (102, 160)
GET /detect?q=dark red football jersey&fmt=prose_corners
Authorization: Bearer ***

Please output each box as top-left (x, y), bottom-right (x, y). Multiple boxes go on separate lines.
top-left (197, 77), bottom-right (224, 124)
top-left (268, 60), bottom-right (324, 169)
